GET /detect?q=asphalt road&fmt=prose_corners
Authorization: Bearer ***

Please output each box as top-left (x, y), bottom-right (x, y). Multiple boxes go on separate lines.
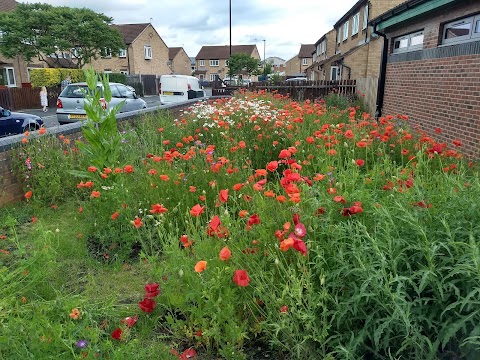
top-left (17, 95), bottom-right (163, 128)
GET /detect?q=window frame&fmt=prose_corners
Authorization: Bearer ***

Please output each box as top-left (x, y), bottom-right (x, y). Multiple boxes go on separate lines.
top-left (199, 60), bottom-right (205, 67)
top-left (302, 58), bottom-right (308, 66)
top-left (209, 73), bottom-right (217, 81)
top-left (337, 28), bottom-right (341, 44)
top-left (352, 13), bottom-right (360, 36)
top-left (343, 21), bottom-right (349, 41)
top-left (119, 48), bottom-right (127, 58)
top-left (330, 66), bottom-right (339, 81)
top-left (442, 15), bottom-right (480, 45)
top-left (392, 30), bottom-right (424, 53)
top-left (362, 4), bottom-right (369, 30)
top-left (209, 59), bottom-right (219, 67)
top-left (3, 67), bottom-right (16, 87)
top-left (144, 45), bottom-right (152, 60)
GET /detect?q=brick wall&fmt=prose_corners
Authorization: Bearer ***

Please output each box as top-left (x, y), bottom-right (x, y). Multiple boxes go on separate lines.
top-left (382, 0), bottom-right (480, 158)
top-left (171, 49), bottom-right (192, 76)
top-left (383, 54), bottom-right (480, 158)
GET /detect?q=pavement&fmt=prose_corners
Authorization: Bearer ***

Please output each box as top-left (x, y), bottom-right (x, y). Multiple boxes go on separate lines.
top-left (17, 95), bottom-right (162, 128)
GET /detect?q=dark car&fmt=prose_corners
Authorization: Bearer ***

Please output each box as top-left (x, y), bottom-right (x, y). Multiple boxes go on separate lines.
top-left (0, 107), bottom-right (44, 137)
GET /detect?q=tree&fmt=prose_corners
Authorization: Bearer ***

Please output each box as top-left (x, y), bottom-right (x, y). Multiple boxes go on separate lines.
top-left (227, 53), bottom-right (261, 79)
top-left (0, 3), bottom-right (125, 69)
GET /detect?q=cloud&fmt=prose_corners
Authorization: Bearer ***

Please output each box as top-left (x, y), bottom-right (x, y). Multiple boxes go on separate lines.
top-left (18, 0), bottom-right (360, 61)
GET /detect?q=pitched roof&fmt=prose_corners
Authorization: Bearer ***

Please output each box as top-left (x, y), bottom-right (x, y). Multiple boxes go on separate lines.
top-left (298, 44), bottom-right (315, 58)
top-left (169, 47), bottom-right (182, 60)
top-left (112, 23), bottom-right (150, 44)
top-left (334, 0), bottom-right (366, 27)
top-left (196, 45), bottom-right (256, 60)
top-left (0, 0), bottom-right (18, 12)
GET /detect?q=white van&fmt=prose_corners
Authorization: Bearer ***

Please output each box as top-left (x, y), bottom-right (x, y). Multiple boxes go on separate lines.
top-left (159, 75), bottom-right (206, 105)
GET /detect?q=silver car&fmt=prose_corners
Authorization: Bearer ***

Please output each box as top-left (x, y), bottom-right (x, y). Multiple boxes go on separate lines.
top-left (56, 82), bottom-right (147, 125)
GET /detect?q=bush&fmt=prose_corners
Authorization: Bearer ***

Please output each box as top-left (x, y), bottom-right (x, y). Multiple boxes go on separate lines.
top-left (30, 68), bottom-right (85, 87)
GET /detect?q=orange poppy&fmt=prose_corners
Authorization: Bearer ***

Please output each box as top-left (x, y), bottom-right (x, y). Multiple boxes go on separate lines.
top-left (194, 260), bottom-right (207, 273)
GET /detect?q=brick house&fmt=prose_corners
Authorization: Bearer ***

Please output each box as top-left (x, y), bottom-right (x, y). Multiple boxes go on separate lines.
top-left (0, 0), bottom-right (45, 87)
top-left (305, 0), bottom-right (404, 112)
top-left (285, 44), bottom-right (315, 77)
top-left (265, 56), bottom-right (286, 75)
top-left (194, 45), bottom-right (261, 82)
top-left (91, 23), bottom-right (171, 76)
top-left (370, 0), bottom-right (480, 158)
top-left (168, 47), bottom-right (191, 76)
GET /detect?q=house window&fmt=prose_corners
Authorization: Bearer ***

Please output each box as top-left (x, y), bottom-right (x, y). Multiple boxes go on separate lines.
top-left (352, 13), bottom-right (360, 36)
top-left (225, 59), bottom-right (229, 66)
top-left (393, 31), bottom-right (424, 53)
top-left (343, 21), bottom-right (349, 41)
top-left (302, 58), bottom-right (308, 66)
top-left (199, 74), bottom-right (204, 80)
top-left (362, 4), bottom-right (368, 30)
top-left (199, 60), bottom-right (205, 67)
top-left (71, 47), bottom-right (80, 58)
top-left (330, 66), bottom-right (339, 81)
top-left (337, 28), bottom-right (341, 44)
top-left (2, 67), bottom-right (16, 87)
top-left (210, 60), bottom-right (219, 66)
top-left (119, 49), bottom-right (127, 58)
top-left (103, 48), bottom-right (112, 58)
top-left (442, 15), bottom-right (480, 45)
top-left (120, 70), bottom-right (129, 75)
top-left (144, 45), bottom-right (152, 59)
top-left (209, 73), bottom-right (218, 81)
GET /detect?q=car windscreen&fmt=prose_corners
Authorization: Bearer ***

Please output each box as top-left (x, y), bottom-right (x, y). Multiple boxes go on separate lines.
top-left (60, 85), bottom-right (102, 98)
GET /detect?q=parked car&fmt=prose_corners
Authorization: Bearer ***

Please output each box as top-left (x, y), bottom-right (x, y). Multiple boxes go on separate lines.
top-left (159, 75), bottom-right (206, 105)
top-left (0, 107), bottom-right (43, 137)
top-left (56, 82), bottom-right (147, 125)
top-left (285, 77), bottom-right (308, 83)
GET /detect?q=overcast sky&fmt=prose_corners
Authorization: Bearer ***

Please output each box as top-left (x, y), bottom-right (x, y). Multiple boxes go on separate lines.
top-left (19, 0), bottom-right (359, 61)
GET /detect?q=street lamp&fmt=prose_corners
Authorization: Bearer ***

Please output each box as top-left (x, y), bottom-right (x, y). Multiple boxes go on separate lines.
top-left (229, 0), bottom-right (232, 57)
top-left (263, 39), bottom-right (266, 75)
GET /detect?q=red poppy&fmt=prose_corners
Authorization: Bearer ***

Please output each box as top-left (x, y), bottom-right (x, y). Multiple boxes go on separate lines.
top-left (138, 297), bottom-right (156, 313)
top-left (190, 204), bottom-right (205, 217)
top-left (123, 165), bottom-right (134, 173)
top-left (90, 191), bottom-right (100, 198)
top-left (111, 211), bottom-right (119, 220)
top-left (111, 328), bottom-right (122, 340)
top-left (452, 139), bottom-right (462, 147)
top-left (132, 217), bottom-right (142, 228)
top-left (356, 159), bottom-right (365, 167)
top-left (121, 315), bottom-right (139, 328)
top-left (24, 191), bottom-right (33, 199)
top-left (194, 260), bottom-right (207, 273)
top-left (219, 246), bottom-right (231, 261)
top-left (266, 161), bottom-right (278, 172)
top-left (233, 269), bottom-right (250, 287)
top-left (144, 283), bottom-right (160, 298)
top-left (278, 149), bottom-right (292, 158)
top-left (150, 203), bottom-right (168, 214)
top-left (218, 189), bottom-right (229, 203)
top-left (280, 305), bottom-right (289, 313)
top-left (344, 130), bottom-right (354, 139)
top-left (246, 214), bottom-right (260, 227)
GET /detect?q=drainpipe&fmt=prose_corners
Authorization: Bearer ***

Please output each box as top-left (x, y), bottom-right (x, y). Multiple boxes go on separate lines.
top-left (374, 24), bottom-right (388, 120)
top-left (341, 61), bottom-right (352, 80)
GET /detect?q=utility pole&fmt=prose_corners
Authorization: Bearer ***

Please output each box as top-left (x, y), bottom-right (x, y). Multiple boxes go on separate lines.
top-left (263, 39), bottom-right (266, 76)
top-left (229, 0), bottom-right (232, 57)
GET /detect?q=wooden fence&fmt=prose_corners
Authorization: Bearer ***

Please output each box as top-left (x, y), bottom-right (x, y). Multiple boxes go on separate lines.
top-left (212, 79), bottom-right (357, 100)
top-left (0, 86), bottom-right (60, 111)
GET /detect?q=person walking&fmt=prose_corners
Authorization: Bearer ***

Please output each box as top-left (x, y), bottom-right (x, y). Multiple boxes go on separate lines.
top-left (40, 86), bottom-right (48, 112)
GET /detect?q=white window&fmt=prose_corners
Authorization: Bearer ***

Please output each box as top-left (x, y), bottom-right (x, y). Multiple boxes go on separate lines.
top-left (302, 58), bottom-right (308, 65)
top-left (210, 59), bottom-right (219, 66)
top-left (330, 66), bottom-right (339, 81)
top-left (337, 28), bottom-right (341, 44)
top-left (2, 67), bottom-right (16, 87)
top-left (352, 13), bottom-right (360, 36)
top-left (199, 60), bottom-right (205, 67)
top-left (393, 31), bottom-right (424, 53)
top-left (144, 45), bottom-right (152, 59)
top-left (209, 73), bottom-right (218, 81)
top-left (343, 21), bottom-right (349, 41)
top-left (317, 40), bottom-right (326, 56)
top-left (71, 47), bottom-right (80, 58)
top-left (225, 59), bottom-right (229, 66)
top-left (120, 70), bottom-right (129, 75)
top-left (199, 74), bottom-right (204, 80)
top-left (443, 15), bottom-right (480, 45)
top-left (362, 4), bottom-right (369, 30)
top-left (119, 49), bottom-right (127, 58)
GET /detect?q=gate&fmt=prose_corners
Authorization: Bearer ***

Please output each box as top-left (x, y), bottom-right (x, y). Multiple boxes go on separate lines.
top-left (141, 75), bottom-right (157, 95)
